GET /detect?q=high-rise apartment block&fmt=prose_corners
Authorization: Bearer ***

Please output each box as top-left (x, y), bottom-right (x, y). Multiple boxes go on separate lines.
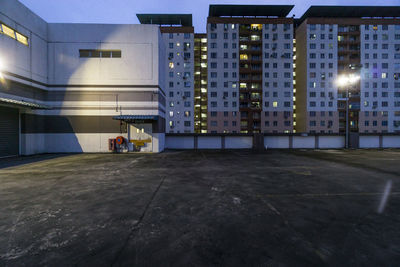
top-left (138, 14), bottom-right (195, 133)
top-left (194, 33), bottom-right (208, 133)
top-left (295, 6), bottom-right (400, 134)
top-left (206, 5), bottom-right (295, 133)
top-left (138, 6), bottom-right (400, 135)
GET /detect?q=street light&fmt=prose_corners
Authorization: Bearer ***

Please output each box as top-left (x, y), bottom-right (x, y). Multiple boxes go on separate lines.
top-left (336, 74), bottom-right (360, 148)
top-left (0, 58), bottom-right (4, 78)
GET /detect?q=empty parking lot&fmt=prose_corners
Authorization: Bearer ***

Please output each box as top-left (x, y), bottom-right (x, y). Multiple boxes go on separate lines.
top-left (0, 149), bottom-right (400, 266)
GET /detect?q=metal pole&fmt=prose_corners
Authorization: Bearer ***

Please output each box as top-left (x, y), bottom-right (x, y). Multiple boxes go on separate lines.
top-left (346, 87), bottom-right (349, 149)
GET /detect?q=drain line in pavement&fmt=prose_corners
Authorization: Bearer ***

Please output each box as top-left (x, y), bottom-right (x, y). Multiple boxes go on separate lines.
top-left (110, 175), bottom-right (166, 266)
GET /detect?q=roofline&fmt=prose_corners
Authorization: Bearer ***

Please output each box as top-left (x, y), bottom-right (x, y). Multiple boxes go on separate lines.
top-left (298, 6), bottom-right (400, 25)
top-left (136, 14), bottom-right (193, 27)
top-left (208, 5), bottom-right (294, 18)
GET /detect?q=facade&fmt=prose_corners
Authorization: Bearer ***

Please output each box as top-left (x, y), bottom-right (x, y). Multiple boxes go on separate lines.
top-left (296, 6), bottom-right (400, 134)
top-left (194, 33), bottom-right (208, 133)
top-left (137, 14), bottom-right (195, 133)
top-left (0, 0), bottom-right (166, 157)
top-left (1, 2), bottom-right (400, 158)
top-left (206, 5), bottom-right (295, 133)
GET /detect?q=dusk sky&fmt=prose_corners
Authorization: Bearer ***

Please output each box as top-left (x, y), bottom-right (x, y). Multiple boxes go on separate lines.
top-left (19, 0), bottom-right (400, 32)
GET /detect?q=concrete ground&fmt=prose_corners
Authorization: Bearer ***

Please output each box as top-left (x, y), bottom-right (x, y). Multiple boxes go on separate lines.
top-left (0, 149), bottom-right (400, 266)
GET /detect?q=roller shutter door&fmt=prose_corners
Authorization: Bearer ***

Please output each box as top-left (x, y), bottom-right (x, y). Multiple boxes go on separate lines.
top-left (0, 106), bottom-right (19, 157)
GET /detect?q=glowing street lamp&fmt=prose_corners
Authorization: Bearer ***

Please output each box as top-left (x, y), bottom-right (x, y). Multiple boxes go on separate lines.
top-left (0, 58), bottom-right (4, 79)
top-left (336, 74), bottom-right (360, 149)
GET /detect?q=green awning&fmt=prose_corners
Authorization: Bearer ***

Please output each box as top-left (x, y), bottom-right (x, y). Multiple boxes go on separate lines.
top-left (112, 115), bottom-right (159, 122)
top-left (0, 97), bottom-right (51, 109)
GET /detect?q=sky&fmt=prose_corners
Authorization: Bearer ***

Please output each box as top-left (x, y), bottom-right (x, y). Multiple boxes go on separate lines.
top-left (19, 0), bottom-right (400, 33)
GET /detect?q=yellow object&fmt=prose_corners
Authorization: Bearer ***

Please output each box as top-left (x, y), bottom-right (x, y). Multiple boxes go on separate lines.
top-left (15, 32), bottom-right (28, 46)
top-left (2, 24), bottom-right (15, 39)
top-left (130, 138), bottom-right (151, 147)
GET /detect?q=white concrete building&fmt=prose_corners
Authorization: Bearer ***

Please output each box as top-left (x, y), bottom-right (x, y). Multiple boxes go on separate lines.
top-left (0, 0), bottom-right (166, 157)
top-left (137, 14), bottom-right (195, 133)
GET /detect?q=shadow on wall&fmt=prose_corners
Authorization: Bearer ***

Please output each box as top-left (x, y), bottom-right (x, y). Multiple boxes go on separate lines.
top-left (21, 114), bottom-right (83, 153)
top-left (0, 153), bottom-right (75, 169)
top-left (21, 114), bottom-right (127, 153)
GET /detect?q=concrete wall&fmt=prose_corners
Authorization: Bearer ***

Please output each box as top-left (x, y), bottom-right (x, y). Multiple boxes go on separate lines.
top-left (166, 134), bottom-right (400, 150)
top-left (1, 1), bottom-right (166, 154)
top-left (21, 133), bottom-right (127, 154)
top-left (359, 136), bottom-right (380, 148)
top-left (47, 23), bottom-right (162, 86)
top-left (225, 136), bottom-right (252, 149)
top-left (264, 136), bottom-right (290, 149)
top-left (0, 0), bottom-right (48, 84)
top-left (360, 135), bottom-right (400, 149)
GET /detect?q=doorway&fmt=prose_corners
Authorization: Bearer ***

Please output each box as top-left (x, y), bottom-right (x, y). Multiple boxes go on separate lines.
top-left (128, 123), bottom-right (153, 152)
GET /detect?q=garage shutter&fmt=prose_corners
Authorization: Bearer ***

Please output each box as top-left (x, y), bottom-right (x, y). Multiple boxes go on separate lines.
top-left (0, 106), bottom-right (19, 157)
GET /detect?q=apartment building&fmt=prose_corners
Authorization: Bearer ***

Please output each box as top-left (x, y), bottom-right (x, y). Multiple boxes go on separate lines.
top-left (0, 0), bottom-right (166, 157)
top-left (206, 5), bottom-right (295, 133)
top-left (194, 33), bottom-right (208, 133)
top-left (296, 6), bottom-right (400, 134)
top-left (137, 14), bottom-right (195, 133)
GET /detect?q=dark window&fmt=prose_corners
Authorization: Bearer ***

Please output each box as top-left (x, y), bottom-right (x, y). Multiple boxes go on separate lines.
top-left (79, 49), bottom-right (121, 58)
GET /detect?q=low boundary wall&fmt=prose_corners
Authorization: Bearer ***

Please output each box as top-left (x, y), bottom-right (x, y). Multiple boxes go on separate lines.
top-left (165, 133), bottom-right (400, 150)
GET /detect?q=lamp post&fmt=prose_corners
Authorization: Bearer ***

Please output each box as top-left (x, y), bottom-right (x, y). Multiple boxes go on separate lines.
top-left (336, 74), bottom-right (360, 149)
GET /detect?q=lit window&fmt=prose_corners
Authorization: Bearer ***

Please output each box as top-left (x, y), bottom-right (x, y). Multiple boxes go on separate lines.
top-left (382, 73), bottom-right (388, 79)
top-left (240, 54), bottom-right (248, 60)
top-left (15, 32), bottom-right (28, 46)
top-left (251, 24), bottom-right (262, 30)
top-left (250, 35), bottom-right (260, 41)
top-left (273, 101), bottom-right (278, 108)
top-left (169, 111), bottom-right (174, 117)
top-left (1, 24), bottom-right (15, 39)
top-left (176, 42), bottom-right (180, 47)
top-left (169, 62), bottom-right (174, 69)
